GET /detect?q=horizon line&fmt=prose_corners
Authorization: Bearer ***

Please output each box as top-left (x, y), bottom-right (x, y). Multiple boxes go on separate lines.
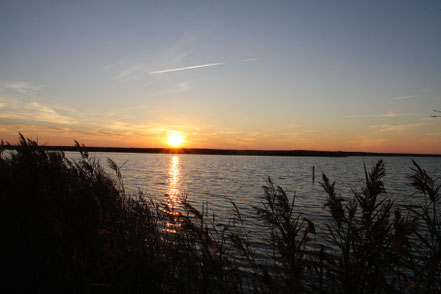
top-left (4, 144), bottom-right (441, 157)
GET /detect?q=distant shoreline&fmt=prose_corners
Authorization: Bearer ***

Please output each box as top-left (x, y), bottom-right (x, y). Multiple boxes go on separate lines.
top-left (4, 145), bottom-right (441, 158)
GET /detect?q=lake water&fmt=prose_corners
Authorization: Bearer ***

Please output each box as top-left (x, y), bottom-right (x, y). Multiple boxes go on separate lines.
top-left (66, 152), bottom-right (441, 257)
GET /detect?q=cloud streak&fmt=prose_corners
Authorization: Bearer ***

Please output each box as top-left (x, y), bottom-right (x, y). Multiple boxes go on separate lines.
top-left (1, 81), bottom-right (43, 94)
top-left (369, 122), bottom-right (424, 134)
top-left (392, 95), bottom-right (415, 101)
top-left (344, 112), bottom-right (401, 119)
top-left (0, 97), bottom-right (76, 125)
top-left (149, 62), bottom-right (223, 75)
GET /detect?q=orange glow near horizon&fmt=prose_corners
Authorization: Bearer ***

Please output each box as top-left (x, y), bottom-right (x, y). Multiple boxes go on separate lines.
top-left (1, 126), bottom-right (440, 154)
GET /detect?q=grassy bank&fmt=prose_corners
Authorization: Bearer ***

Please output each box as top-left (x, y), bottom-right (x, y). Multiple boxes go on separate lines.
top-left (1, 135), bottom-right (440, 293)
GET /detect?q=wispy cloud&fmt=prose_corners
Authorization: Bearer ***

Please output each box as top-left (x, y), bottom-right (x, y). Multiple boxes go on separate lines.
top-left (379, 112), bottom-right (400, 118)
top-left (175, 81), bottom-right (190, 92)
top-left (149, 62), bottom-right (224, 75)
top-left (344, 112), bottom-right (401, 119)
top-left (115, 64), bottom-right (152, 81)
top-left (244, 58), bottom-right (257, 62)
top-left (369, 122), bottom-right (424, 134)
top-left (1, 81), bottom-right (43, 94)
top-left (392, 95), bottom-right (415, 101)
top-left (0, 97), bottom-right (76, 125)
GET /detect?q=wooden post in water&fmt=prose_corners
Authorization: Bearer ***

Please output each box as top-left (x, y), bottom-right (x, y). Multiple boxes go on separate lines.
top-left (312, 166), bottom-right (315, 182)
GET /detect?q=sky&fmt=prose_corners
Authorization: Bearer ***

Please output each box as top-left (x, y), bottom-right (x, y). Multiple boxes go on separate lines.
top-left (0, 0), bottom-right (440, 153)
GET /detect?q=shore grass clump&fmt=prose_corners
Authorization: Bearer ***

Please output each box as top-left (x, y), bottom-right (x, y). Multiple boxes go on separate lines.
top-left (0, 135), bottom-right (245, 293)
top-left (404, 160), bottom-right (441, 293)
top-left (0, 135), bottom-right (168, 292)
top-left (255, 177), bottom-right (314, 293)
top-left (319, 160), bottom-right (420, 293)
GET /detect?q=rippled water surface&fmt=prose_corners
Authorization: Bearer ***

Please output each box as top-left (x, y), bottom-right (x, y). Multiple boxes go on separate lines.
top-left (67, 152), bottom-right (441, 253)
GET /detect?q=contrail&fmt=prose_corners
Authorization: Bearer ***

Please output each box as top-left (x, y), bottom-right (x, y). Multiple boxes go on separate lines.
top-left (149, 62), bottom-right (223, 75)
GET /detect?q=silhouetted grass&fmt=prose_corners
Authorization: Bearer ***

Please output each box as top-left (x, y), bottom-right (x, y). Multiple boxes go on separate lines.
top-left (1, 135), bottom-right (440, 293)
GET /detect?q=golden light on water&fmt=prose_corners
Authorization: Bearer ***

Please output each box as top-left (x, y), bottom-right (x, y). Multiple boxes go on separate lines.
top-left (164, 155), bottom-right (181, 233)
top-left (168, 155), bottom-right (180, 198)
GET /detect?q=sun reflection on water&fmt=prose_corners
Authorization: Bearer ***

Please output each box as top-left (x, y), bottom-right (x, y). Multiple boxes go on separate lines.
top-left (168, 155), bottom-right (180, 198)
top-left (164, 155), bottom-right (181, 233)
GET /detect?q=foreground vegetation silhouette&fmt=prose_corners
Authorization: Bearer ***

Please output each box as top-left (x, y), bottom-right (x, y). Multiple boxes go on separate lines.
top-left (1, 135), bottom-right (440, 293)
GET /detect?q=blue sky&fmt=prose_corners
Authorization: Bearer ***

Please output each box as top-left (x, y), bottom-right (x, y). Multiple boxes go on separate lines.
top-left (1, 0), bottom-right (440, 152)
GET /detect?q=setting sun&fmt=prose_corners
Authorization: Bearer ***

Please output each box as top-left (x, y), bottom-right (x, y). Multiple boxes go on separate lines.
top-left (167, 132), bottom-right (185, 147)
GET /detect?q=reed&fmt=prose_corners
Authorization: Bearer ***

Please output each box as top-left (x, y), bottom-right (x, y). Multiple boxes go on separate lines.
top-left (404, 160), bottom-right (441, 293)
top-left (319, 160), bottom-right (420, 293)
